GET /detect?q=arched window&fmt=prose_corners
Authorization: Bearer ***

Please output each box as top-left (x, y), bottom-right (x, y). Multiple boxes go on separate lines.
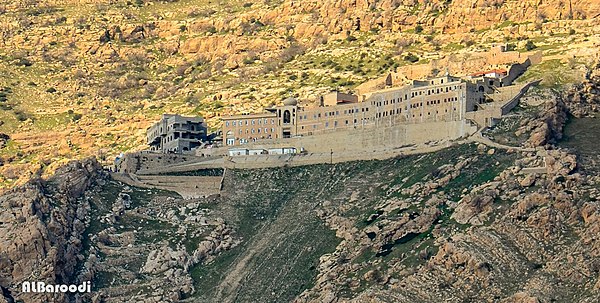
top-left (283, 110), bottom-right (291, 124)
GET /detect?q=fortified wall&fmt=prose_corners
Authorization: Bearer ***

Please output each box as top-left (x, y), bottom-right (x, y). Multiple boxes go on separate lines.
top-left (465, 80), bottom-right (540, 127)
top-left (236, 119), bottom-right (477, 154)
top-left (356, 49), bottom-right (541, 95)
top-left (116, 151), bottom-right (209, 174)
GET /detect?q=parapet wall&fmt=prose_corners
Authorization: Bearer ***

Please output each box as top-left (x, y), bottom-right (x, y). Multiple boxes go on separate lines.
top-left (240, 119), bottom-right (477, 154)
top-left (356, 50), bottom-right (541, 95)
top-left (117, 151), bottom-right (211, 174)
top-left (465, 80), bottom-right (540, 127)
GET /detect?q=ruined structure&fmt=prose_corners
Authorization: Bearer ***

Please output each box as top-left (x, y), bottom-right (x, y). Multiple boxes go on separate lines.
top-left (147, 114), bottom-right (207, 153)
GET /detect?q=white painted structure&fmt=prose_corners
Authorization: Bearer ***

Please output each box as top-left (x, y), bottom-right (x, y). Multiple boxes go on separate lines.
top-left (228, 148), bottom-right (249, 156)
top-left (267, 147), bottom-right (297, 155)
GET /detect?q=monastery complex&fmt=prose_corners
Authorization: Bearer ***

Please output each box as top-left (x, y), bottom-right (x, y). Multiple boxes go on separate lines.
top-left (113, 48), bottom-right (542, 195)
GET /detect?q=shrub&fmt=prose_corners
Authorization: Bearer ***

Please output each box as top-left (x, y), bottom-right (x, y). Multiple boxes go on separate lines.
top-left (415, 25), bottom-right (423, 34)
top-left (14, 110), bottom-right (29, 121)
top-left (346, 35), bottom-right (357, 42)
top-left (404, 53), bottom-right (419, 63)
top-left (15, 58), bottom-right (33, 67)
top-left (525, 40), bottom-right (537, 51)
top-left (46, 87), bottom-right (57, 93)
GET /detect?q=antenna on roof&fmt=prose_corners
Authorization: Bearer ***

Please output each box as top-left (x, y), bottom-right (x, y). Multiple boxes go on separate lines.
top-left (445, 68), bottom-right (450, 76)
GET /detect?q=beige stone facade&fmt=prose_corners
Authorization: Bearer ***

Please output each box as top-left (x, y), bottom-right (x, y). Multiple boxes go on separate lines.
top-left (222, 75), bottom-right (478, 147)
top-left (222, 112), bottom-right (280, 146)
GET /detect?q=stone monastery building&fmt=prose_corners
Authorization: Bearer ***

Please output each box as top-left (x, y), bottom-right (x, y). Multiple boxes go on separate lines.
top-left (222, 74), bottom-right (487, 146)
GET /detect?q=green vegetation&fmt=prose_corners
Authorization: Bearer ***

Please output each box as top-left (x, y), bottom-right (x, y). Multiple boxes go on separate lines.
top-left (484, 100), bottom-right (541, 146)
top-left (404, 53), bottom-right (420, 63)
top-left (525, 40), bottom-right (537, 51)
top-left (191, 165), bottom-right (347, 302)
top-left (560, 115), bottom-right (600, 173)
top-left (516, 59), bottom-right (582, 89)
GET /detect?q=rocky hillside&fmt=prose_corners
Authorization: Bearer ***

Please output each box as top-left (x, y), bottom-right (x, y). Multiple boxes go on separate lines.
top-left (0, 0), bottom-right (599, 188)
top-left (0, 158), bottom-right (102, 303)
top-left (1, 74), bottom-right (600, 302)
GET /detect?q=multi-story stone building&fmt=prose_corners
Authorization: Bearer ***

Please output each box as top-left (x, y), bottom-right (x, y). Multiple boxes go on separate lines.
top-left (222, 75), bottom-right (484, 146)
top-left (147, 114), bottom-right (207, 153)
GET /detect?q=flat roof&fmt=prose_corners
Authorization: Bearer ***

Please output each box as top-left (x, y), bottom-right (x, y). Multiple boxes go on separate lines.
top-left (470, 69), bottom-right (507, 77)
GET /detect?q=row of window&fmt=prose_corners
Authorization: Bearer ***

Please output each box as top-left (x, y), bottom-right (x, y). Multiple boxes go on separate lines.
top-left (236, 128), bottom-right (276, 135)
top-left (226, 136), bottom-right (275, 145)
top-left (225, 118), bottom-right (276, 127)
top-left (373, 97), bottom-right (407, 107)
top-left (300, 118), bottom-right (368, 130)
top-left (412, 85), bottom-right (460, 97)
top-left (297, 107), bottom-right (370, 121)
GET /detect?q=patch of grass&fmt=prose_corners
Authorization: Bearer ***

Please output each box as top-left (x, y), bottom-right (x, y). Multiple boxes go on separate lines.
top-left (516, 59), bottom-right (582, 88)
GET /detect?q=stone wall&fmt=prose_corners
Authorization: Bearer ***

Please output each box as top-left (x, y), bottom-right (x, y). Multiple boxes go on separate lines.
top-left (355, 50), bottom-right (541, 96)
top-left (465, 80), bottom-right (540, 127)
top-left (239, 119), bottom-right (477, 154)
top-left (111, 173), bottom-right (222, 199)
top-left (502, 59), bottom-right (532, 86)
top-left (117, 151), bottom-right (210, 174)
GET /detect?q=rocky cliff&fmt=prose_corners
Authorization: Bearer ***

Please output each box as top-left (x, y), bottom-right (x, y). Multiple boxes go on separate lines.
top-left (0, 82), bottom-right (599, 302)
top-left (0, 158), bottom-right (102, 303)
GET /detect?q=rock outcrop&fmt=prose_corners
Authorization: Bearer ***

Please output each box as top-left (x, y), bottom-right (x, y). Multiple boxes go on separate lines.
top-left (565, 61), bottom-right (600, 117)
top-left (0, 158), bottom-right (102, 303)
